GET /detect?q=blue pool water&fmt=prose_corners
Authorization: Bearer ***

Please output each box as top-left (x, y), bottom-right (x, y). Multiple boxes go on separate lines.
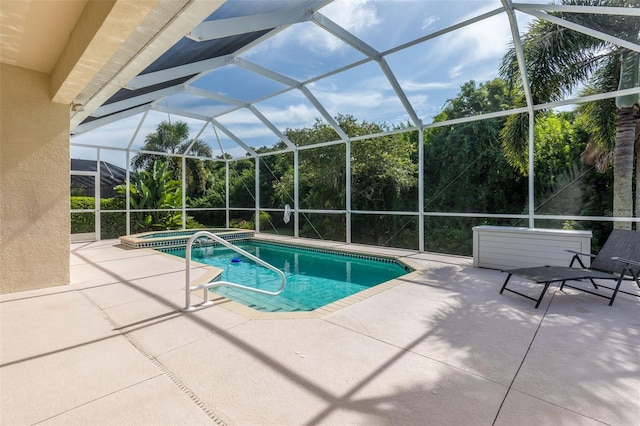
top-left (163, 241), bottom-right (410, 312)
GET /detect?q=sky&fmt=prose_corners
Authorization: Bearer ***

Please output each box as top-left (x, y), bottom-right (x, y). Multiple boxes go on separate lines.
top-left (71, 0), bottom-right (548, 167)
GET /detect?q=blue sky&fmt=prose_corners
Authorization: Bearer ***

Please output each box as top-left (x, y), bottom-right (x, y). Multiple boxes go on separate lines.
top-left (72, 0), bottom-right (543, 166)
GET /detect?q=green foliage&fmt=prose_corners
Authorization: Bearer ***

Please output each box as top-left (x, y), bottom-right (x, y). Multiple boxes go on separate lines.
top-left (351, 131), bottom-right (418, 211)
top-left (71, 196), bottom-right (203, 238)
top-left (425, 224), bottom-right (473, 256)
top-left (131, 120), bottom-right (213, 198)
top-left (116, 160), bottom-right (184, 232)
top-left (284, 115), bottom-right (418, 213)
top-left (258, 211), bottom-right (272, 229)
top-left (260, 152), bottom-right (294, 209)
top-left (228, 160), bottom-right (256, 208)
top-left (70, 197), bottom-right (125, 238)
top-left (533, 112), bottom-right (584, 187)
top-left (229, 218), bottom-right (254, 230)
top-left (70, 197), bottom-right (95, 234)
top-left (71, 187), bottom-right (88, 196)
top-left (226, 211), bottom-right (272, 231)
top-left (425, 79), bottom-right (526, 214)
top-left (70, 196), bottom-right (96, 210)
top-left (575, 85), bottom-right (617, 172)
top-left (276, 115), bottom-right (417, 242)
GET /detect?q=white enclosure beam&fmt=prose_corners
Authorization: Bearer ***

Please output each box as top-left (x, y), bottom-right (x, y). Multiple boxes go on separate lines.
top-left (418, 128), bottom-right (424, 252)
top-left (255, 157), bottom-right (260, 232)
top-left (125, 151), bottom-right (131, 235)
top-left (514, 3), bottom-right (640, 16)
top-left (187, 8), bottom-right (314, 41)
top-left (294, 149), bottom-right (300, 238)
top-left (345, 140), bottom-right (351, 244)
top-left (182, 156), bottom-right (187, 229)
top-left (383, 8), bottom-right (505, 57)
top-left (300, 86), bottom-right (350, 142)
top-left (248, 105), bottom-right (297, 150)
top-left (152, 104), bottom-right (211, 122)
top-left (311, 13), bottom-right (379, 59)
top-left (210, 119), bottom-right (258, 156)
top-left (182, 120), bottom-right (211, 155)
top-left (234, 57), bottom-right (300, 87)
top-left (233, 57), bottom-right (351, 142)
top-left (125, 56), bottom-right (232, 90)
top-left (126, 109), bottom-right (149, 151)
top-left (256, 148), bottom-right (294, 158)
top-left (502, 0), bottom-right (536, 227)
top-left (184, 85), bottom-right (247, 107)
top-left (312, 13), bottom-right (420, 126)
top-left (523, 9), bottom-right (640, 53)
top-left (225, 162), bottom-right (230, 227)
top-left (92, 86), bottom-right (182, 117)
top-left (71, 104), bottom-right (150, 135)
top-left (378, 57), bottom-right (421, 127)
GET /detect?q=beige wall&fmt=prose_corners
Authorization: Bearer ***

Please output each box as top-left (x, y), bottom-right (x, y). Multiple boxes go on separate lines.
top-left (1, 63), bottom-right (70, 294)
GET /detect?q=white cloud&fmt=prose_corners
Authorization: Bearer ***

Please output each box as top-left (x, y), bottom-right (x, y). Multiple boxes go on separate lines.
top-left (449, 64), bottom-right (464, 79)
top-left (321, 0), bottom-right (380, 34)
top-left (262, 103), bottom-right (319, 126)
top-left (305, 0), bottom-right (381, 53)
top-left (244, 0), bottom-right (382, 58)
top-left (71, 114), bottom-right (142, 150)
top-left (421, 15), bottom-right (440, 31)
top-left (307, 79), bottom-right (412, 125)
top-left (401, 80), bottom-right (457, 91)
top-left (436, 13), bottom-right (512, 63)
top-left (324, 90), bottom-right (387, 110)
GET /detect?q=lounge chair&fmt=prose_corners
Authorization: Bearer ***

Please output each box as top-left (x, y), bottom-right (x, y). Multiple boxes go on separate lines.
top-left (499, 229), bottom-right (640, 308)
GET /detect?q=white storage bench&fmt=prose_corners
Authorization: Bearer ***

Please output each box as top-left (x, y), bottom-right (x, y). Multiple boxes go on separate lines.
top-left (472, 226), bottom-right (592, 270)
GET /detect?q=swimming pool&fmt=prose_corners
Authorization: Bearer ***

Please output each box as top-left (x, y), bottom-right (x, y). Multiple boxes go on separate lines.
top-left (163, 241), bottom-right (411, 312)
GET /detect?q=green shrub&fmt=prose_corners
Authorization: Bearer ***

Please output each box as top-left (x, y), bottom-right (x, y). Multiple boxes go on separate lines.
top-left (71, 196), bottom-right (204, 238)
top-left (70, 197), bottom-right (96, 234)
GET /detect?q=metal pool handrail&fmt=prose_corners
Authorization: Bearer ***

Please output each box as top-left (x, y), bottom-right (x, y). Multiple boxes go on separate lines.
top-left (183, 231), bottom-right (286, 312)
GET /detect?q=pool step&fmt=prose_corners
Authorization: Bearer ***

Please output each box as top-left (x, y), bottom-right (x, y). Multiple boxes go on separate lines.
top-left (213, 287), bottom-right (311, 312)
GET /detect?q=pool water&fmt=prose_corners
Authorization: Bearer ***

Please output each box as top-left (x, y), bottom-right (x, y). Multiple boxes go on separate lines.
top-left (164, 241), bottom-right (410, 312)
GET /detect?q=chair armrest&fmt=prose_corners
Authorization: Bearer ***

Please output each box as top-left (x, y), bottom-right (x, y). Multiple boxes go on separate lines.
top-left (565, 249), bottom-right (596, 258)
top-left (612, 257), bottom-right (640, 268)
top-left (566, 249), bottom-right (596, 268)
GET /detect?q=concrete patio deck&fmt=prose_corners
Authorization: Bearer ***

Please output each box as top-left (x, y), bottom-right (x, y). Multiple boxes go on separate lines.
top-left (2, 235), bottom-right (639, 425)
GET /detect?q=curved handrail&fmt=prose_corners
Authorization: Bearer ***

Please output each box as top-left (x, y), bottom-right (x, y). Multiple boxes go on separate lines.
top-left (183, 231), bottom-right (286, 311)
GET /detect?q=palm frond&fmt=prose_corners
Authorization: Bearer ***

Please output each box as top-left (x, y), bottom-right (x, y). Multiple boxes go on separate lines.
top-left (499, 0), bottom-right (627, 104)
top-left (500, 113), bottom-right (531, 174)
top-left (575, 55), bottom-right (619, 171)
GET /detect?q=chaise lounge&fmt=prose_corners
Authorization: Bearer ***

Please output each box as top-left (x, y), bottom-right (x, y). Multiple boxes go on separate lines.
top-left (499, 229), bottom-right (640, 308)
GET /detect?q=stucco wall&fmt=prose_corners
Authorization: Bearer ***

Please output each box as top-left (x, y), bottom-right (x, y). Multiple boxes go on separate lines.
top-left (1, 63), bottom-right (70, 294)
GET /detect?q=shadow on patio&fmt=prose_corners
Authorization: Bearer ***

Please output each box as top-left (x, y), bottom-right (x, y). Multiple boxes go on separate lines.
top-left (1, 239), bottom-right (638, 425)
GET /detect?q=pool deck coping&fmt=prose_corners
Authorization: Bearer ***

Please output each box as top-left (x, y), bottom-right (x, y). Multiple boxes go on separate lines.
top-left (119, 227), bottom-right (255, 249)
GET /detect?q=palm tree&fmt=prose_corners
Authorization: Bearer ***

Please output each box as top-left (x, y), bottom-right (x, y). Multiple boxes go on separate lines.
top-left (131, 120), bottom-right (213, 198)
top-left (500, 0), bottom-right (639, 229)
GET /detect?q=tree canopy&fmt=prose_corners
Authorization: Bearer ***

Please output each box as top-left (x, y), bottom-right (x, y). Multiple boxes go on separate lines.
top-left (131, 120), bottom-right (214, 198)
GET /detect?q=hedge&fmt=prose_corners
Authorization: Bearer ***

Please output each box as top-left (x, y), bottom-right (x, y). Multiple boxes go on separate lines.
top-left (71, 197), bottom-right (204, 239)
top-left (71, 197), bottom-right (126, 239)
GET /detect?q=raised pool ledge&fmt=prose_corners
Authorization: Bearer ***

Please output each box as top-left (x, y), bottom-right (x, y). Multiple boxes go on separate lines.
top-left (119, 228), bottom-right (255, 249)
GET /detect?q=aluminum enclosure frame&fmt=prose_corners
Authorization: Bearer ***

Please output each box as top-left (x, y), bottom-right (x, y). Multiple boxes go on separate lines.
top-left (69, 1), bottom-right (640, 249)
